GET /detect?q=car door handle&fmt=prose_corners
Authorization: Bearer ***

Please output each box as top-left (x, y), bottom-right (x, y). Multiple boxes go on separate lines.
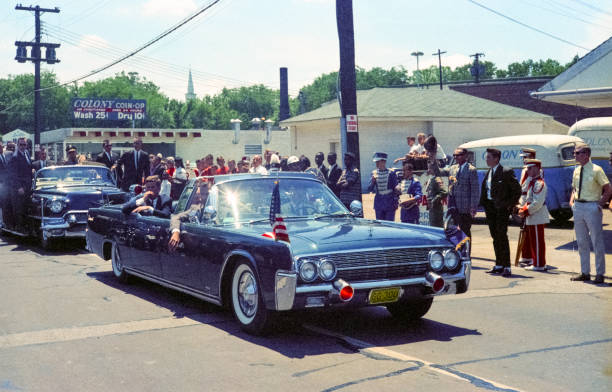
top-left (145, 234), bottom-right (157, 241)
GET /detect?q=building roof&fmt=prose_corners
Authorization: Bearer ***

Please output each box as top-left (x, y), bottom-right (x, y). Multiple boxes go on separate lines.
top-left (533, 36), bottom-right (612, 108)
top-left (282, 87), bottom-right (551, 124)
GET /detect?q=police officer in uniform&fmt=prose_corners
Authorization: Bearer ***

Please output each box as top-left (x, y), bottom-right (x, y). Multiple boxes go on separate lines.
top-left (63, 145), bottom-right (79, 165)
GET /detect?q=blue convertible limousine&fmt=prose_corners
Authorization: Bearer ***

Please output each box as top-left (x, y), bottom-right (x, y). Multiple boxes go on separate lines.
top-left (86, 173), bottom-right (471, 334)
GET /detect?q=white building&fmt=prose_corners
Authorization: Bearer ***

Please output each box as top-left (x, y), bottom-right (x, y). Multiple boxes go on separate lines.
top-left (281, 87), bottom-right (553, 188)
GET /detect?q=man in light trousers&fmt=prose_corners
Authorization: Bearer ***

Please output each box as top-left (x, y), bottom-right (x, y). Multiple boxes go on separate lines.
top-left (569, 143), bottom-right (612, 284)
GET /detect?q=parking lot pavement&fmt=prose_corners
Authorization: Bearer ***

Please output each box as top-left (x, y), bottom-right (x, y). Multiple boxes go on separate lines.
top-left (362, 193), bottom-right (612, 279)
top-left (1, 232), bottom-right (610, 391)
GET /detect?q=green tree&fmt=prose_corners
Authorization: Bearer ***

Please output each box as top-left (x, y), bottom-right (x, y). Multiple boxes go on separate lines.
top-left (0, 71), bottom-right (72, 133)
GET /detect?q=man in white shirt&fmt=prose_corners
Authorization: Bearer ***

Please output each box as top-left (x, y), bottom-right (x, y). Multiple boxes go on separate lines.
top-left (249, 155), bottom-right (268, 175)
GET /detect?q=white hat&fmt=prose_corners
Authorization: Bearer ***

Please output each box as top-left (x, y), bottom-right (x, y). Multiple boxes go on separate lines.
top-left (287, 155), bottom-right (299, 165)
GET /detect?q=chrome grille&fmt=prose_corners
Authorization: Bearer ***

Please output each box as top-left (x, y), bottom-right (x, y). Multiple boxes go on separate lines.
top-left (326, 248), bottom-right (430, 269)
top-left (337, 263), bottom-right (428, 281)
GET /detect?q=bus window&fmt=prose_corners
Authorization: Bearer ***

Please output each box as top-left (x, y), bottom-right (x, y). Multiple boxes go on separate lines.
top-left (560, 146), bottom-right (575, 161)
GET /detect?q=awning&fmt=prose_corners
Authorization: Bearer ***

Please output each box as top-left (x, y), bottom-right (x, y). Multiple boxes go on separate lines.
top-left (530, 87), bottom-right (612, 108)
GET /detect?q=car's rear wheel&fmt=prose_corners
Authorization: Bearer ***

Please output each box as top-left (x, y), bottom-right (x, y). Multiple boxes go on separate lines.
top-left (111, 242), bottom-right (129, 283)
top-left (386, 297), bottom-right (433, 322)
top-left (231, 261), bottom-right (271, 335)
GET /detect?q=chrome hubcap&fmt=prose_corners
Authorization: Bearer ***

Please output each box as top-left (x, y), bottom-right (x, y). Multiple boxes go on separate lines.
top-left (237, 271), bottom-right (257, 317)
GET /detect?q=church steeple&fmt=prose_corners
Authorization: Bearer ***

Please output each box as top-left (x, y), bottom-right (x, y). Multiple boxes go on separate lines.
top-left (185, 68), bottom-right (196, 101)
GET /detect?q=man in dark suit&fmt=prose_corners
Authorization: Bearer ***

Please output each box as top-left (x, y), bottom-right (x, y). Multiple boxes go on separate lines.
top-left (0, 141), bottom-right (10, 227)
top-left (118, 137), bottom-right (149, 192)
top-left (480, 148), bottom-right (521, 277)
top-left (96, 140), bottom-right (118, 168)
top-left (326, 152), bottom-right (342, 196)
top-left (168, 180), bottom-right (211, 251)
top-left (95, 140), bottom-right (122, 188)
top-left (122, 175), bottom-right (172, 219)
top-left (315, 152), bottom-right (329, 181)
top-left (32, 148), bottom-right (51, 171)
top-left (439, 148), bottom-right (480, 240)
top-left (9, 137), bottom-right (33, 230)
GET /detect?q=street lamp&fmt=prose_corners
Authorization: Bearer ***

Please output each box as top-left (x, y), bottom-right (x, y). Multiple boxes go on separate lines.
top-left (411, 51), bottom-right (424, 85)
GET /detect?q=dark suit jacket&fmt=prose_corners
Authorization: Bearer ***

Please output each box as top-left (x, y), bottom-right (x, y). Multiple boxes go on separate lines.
top-left (318, 164), bottom-right (329, 181)
top-left (96, 151), bottom-right (119, 169)
top-left (149, 163), bottom-right (166, 178)
top-left (327, 164), bottom-right (342, 195)
top-left (32, 160), bottom-right (51, 172)
top-left (119, 150), bottom-right (150, 191)
top-left (480, 165), bottom-right (521, 211)
top-left (9, 151), bottom-right (33, 191)
top-left (0, 153), bottom-right (9, 197)
top-left (122, 194), bottom-right (172, 219)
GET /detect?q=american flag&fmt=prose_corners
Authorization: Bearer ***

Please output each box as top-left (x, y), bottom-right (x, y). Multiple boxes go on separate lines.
top-left (269, 181), bottom-right (290, 242)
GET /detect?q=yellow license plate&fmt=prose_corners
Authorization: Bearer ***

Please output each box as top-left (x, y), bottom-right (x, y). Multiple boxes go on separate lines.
top-left (368, 287), bottom-right (401, 304)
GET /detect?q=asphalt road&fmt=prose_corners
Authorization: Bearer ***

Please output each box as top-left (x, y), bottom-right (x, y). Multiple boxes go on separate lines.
top-left (0, 228), bottom-right (610, 392)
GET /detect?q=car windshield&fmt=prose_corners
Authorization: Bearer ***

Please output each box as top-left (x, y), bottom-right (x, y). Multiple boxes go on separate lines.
top-left (35, 166), bottom-right (116, 189)
top-left (209, 178), bottom-right (348, 224)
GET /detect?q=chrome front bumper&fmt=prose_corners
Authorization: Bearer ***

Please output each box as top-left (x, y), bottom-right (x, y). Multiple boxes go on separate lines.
top-left (293, 261), bottom-right (471, 298)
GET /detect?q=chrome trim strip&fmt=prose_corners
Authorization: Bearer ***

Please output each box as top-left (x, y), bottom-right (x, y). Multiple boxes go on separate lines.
top-left (296, 262), bottom-right (470, 294)
top-left (125, 267), bottom-right (222, 306)
top-left (294, 245), bottom-right (451, 260)
top-left (275, 270), bottom-right (297, 311)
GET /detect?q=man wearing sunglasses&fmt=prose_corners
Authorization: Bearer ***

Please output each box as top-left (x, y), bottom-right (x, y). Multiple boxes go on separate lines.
top-left (569, 143), bottom-right (611, 284)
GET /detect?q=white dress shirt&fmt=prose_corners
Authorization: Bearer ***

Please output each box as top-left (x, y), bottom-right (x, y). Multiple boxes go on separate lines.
top-left (487, 164), bottom-right (499, 200)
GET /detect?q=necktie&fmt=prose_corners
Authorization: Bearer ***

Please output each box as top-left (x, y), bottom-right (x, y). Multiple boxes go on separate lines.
top-left (41, 161), bottom-right (44, 168)
top-left (135, 151), bottom-right (138, 170)
top-left (578, 166), bottom-right (584, 200)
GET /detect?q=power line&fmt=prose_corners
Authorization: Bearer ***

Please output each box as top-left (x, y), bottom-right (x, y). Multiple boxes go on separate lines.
top-left (467, 0), bottom-right (590, 51)
top-left (35, 0), bottom-right (223, 93)
top-left (572, 0), bottom-right (612, 18)
top-left (518, 0), bottom-right (612, 32)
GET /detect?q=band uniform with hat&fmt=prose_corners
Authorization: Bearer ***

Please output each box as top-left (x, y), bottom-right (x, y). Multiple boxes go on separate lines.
top-left (368, 152), bottom-right (398, 221)
top-left (517, 159), bottom-right (549, 270)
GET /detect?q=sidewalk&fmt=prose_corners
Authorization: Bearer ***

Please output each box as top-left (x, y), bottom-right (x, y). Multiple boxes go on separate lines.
top-left (361, 193), bottom-right (612, 279)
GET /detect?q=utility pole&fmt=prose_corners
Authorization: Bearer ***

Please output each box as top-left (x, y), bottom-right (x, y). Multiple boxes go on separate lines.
top-left (469, 52), bottom-right (485, 83)
top-left (411, 51), bottom-right (423, 85)
top-left (14, 4), bottom-right (61, 153)
top-left (336, 0), bottom-right (360, 197)
top-left (432, 49), bottom-right (446, 90)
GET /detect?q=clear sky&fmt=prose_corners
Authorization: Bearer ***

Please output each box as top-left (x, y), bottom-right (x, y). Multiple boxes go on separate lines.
top-left (1, 0), bottom-right (611, 100)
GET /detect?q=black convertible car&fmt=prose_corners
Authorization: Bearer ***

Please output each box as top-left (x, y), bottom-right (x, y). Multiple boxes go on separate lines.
top-left (1, 165), bottom-right (128, 248)
top-left (86, 173), bottom-right (471, 334)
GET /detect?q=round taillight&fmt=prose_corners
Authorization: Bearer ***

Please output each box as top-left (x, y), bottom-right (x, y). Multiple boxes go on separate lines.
top-left (432, 277), bottom-right (445, 293)
top-left (339, 285), bottom-right (354, 301)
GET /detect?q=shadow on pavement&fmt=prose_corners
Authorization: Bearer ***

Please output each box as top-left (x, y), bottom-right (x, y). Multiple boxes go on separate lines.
top-left (87, 270), bottom-right (481, 358)
top-left (555, 229), bottom-right (612, 254)
top-left (1, 231), bottom-right (88, 256)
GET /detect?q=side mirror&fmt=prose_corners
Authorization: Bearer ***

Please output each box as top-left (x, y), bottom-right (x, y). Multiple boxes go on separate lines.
top-left (349, 200), bottom-right (363, 217)
top-left (203, 205), bottom-right (217, 221)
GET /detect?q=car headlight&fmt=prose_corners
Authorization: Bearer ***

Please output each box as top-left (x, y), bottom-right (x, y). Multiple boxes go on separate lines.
top-left (48, 199), bottom-right (65, 214)
top-left (443, 249), bottom-right (460, 270)
top-left (318, 259), bottom-right (336, 281)
top-left (429, 250), bottom-right (444, 271)
top-left (299, 259), bottom-right (317, 282)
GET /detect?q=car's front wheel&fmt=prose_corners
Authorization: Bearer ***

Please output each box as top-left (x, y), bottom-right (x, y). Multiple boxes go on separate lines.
top-left (386, 297), bottom-right (433, 322)
top-left (111, 242), bottom-right (130, 283)
top-left (231, 261), bottom-right (271, 335)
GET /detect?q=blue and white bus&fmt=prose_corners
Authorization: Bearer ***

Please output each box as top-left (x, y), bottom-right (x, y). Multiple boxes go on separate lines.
top-left (459, 134), bottom-right (583, 222)
top-left (568, 117), bottom-right (612, 182)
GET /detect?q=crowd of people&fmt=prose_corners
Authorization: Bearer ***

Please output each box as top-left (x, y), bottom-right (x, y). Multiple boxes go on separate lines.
top-left (1, 133), bottom-right (611, 282)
